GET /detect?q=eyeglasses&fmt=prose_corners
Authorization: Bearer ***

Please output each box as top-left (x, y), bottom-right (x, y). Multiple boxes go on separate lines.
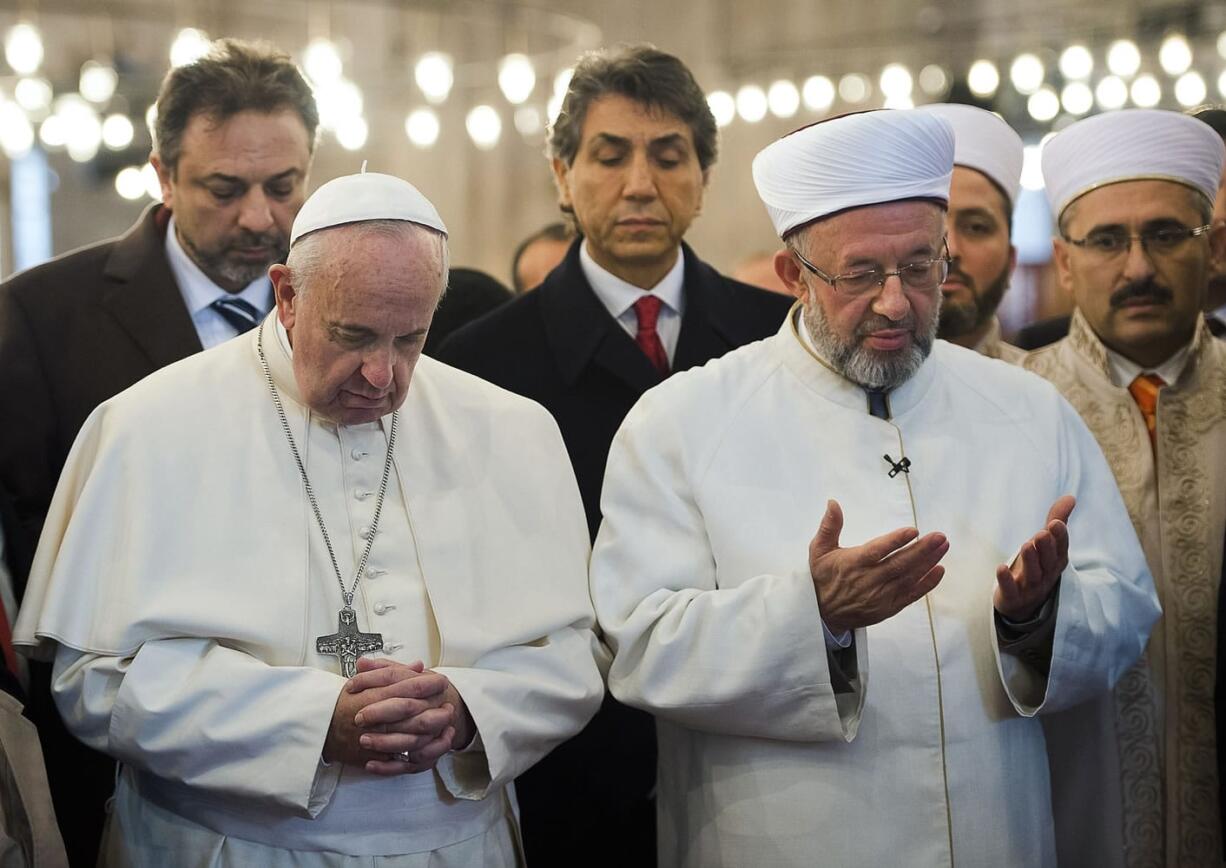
top-left (1063, 224), bottom-right (1212, 259)
top-left (790, 244), bottom-right (951, 297)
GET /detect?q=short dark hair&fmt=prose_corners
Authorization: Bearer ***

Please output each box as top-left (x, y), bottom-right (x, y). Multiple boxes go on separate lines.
top-left (153, 38), bottom-right (319, 172)
top-left (548, 44), bottom-right (717, 172)
top-left (511, 222), bottom-right (575, 292)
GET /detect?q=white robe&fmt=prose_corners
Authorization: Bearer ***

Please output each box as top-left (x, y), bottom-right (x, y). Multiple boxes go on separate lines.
top-left (14, 315), bottom-right (605, 865)
top-left (590, 310), bottom-right (1160, 868)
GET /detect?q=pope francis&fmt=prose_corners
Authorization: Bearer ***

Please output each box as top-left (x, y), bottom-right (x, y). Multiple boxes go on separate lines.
top-left (14, 172), bottom-right (605, 866)
top-left (588, 110), bottom-right (1162, 867)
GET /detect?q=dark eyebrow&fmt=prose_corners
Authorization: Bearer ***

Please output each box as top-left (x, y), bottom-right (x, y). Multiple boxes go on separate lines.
top-left (587, 133), bottom-right (631, 150)
top-left (1083, 222), bottom-right (1127, 236)
top-left (954, 206), bottom-right (998, 222)
top-left (1140, 217), bottom-right (1194, 231)
top-left (200, 168), bottom-right (303, 186)
top-left (648, 133), bottom-right (690, 151)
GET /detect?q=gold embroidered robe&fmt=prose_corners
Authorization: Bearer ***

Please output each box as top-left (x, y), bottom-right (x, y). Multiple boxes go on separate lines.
top-left (1024, 309), bottom-right (1226, 867)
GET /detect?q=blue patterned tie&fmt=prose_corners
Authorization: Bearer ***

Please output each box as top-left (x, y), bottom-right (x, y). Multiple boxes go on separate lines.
top-left (211, 297), bottom-right (261, 334)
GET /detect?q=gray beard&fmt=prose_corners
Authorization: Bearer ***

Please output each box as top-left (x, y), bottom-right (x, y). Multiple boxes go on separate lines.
top-left (802, 290), bottom-right (940, 391)
top-left (181, 231), bottom-right (288, 291)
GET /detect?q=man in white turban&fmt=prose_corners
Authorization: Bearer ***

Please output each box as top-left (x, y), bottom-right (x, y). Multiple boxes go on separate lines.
top-left (589, 109), bottom-right (1159, 867)
top-left (1024, 108), bottom-right (1226, 867)
top-left (14, 170), bottom-right (604, 866)
top-left (918, 103), bottom-right (1026, 362)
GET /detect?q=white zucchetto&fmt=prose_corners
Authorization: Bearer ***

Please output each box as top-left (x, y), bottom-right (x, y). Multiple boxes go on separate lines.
top-left (917, 103), bottom-right (1024, 207)
top-left (290, 170), bottom-right (448, 246)
top-left (752, 109), bottom-right (955, 238)
top-left (1042, 108), bottom-right (1226, 220)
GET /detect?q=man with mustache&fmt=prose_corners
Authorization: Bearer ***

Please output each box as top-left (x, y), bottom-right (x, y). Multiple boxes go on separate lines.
top-left (436, 45), bottom-right (791, 866)
top-left (1024, 108), bottom-right (1226, 866)
top-left (590, 109), bottom-right (1158, 867)
top-left (0, 38), bottom-right (317, 864)
top-left (918, 103), bottom-right (1025, 362)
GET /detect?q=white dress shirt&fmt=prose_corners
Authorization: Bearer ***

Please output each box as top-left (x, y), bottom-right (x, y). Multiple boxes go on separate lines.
top-left (579, 241), bottom-right (685, 363)
top-left (1104, 341), bottom-right (1192, 389)
top-left (165, 215), bottom-right (274, 349)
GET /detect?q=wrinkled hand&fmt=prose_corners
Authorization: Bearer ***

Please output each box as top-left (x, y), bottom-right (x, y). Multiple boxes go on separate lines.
top-left (994, 495), bottom-right (1075, 621)
top-left (809, 499), bottom-right (949, 634)
top-left (323, 659), bottom-right (426, 767)
top-left (346, 657), bottom-right (475, 776)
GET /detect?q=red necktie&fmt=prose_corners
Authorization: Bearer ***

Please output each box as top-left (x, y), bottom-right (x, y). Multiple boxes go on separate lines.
top-left (1128, 373), bottom-right (1165, 451)
top-left (633, 296), bottom-right (670, 376)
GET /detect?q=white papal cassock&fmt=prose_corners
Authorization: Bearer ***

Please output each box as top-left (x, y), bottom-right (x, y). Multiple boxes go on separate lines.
top-left (14, 313), bottom-right (605, 866)
top-left (590, 308), bottom-right (1160, 868)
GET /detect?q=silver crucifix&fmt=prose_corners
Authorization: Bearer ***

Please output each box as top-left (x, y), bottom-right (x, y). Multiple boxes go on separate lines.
top-left (316, 606), bottom-right (384, 677)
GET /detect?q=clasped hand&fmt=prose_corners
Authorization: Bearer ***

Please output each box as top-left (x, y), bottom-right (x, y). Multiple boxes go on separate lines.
top-left (324, 657), bottom-right (475, 776)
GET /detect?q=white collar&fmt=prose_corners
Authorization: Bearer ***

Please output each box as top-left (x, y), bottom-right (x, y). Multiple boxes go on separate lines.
top-left (165, 215), bottom-right (273, 316)
top-left (1103, 340), bottom-right (1192, 389)
top-left (579, 240), bottom-right (686, 319)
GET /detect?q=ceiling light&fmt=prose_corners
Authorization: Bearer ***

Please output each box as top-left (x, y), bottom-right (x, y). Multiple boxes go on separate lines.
top-left (415, 52), bottom-right (454, 105)
top-left (707, 91), bottom-right (735, 127)
top-left (1107, 40), bottom-right (1141, 77)
top-left (466, 105), bottom-right (502, 150)
top-left (498, 53), bottom-right (536, 105)
top-left (802, 75), bottom-right (835, 111)
top-left (735, 85), bottom-right (768, 123)
top-left (405, 108), bottom-right (440, 148)
top-left (967, 60), bottom-right (999, 97)
top-left (767, 80), bottom-right (800, 118)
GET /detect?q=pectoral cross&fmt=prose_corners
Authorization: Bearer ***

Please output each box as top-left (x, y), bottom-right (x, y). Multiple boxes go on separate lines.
top-left (316, 606), bottom-right (384, 678)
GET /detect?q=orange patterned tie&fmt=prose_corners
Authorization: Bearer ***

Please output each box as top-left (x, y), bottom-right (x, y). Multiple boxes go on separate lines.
top-left (1128, 373), bottom-right (1165, 451)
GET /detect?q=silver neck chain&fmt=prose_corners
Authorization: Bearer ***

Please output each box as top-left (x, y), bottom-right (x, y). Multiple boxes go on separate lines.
top-left (256, 320), bottom-right (397, 608)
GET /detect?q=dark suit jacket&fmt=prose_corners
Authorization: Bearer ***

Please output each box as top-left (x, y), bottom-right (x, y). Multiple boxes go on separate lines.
top-left (1013, 314), bottom-right (1071, 350)
top-left (436, 239), bottom-right (792, 867)
top-left (0, 204), bottom-right (200, 559)
top-left (0, 203), bottom-right (199, 868)
top-left (438, 240), bottom-right (792, 537)
top-left (422, 267), bottom-right (512, 355)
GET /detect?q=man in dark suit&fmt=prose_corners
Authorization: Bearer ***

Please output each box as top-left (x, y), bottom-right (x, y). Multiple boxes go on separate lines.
top-left (437, 44), bottom-right (791, 867)
top-left (0, 38), bottom-right (317, 866)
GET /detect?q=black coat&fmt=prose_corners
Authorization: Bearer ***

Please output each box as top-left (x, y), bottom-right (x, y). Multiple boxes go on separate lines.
top-left (0, 204), bottom-right (200, 563)
top-left (0, 203), bottom-right (199, 868)
top-left (436, 239), bottom-right (792, 867)
top-left (437, 240), bottom-right (792, 538)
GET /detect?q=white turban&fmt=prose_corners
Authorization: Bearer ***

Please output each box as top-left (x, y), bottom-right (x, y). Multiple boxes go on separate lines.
top-left (1042, 108), bottom-right (1226, 220)
top-left (752, 109), bottom-right (955, 238)
top-left (917, 103), bottom-right (1023, 207)
top-left (291, 170), bottom-right (448, 246)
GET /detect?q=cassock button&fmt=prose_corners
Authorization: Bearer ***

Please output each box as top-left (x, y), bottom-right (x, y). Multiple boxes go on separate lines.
top-left (351, 448), bottom-right (367, 461)
top-left (359, 526), bottom-right (376, 540)
top-left (374, 602), bottom-right (396, 615)
top-left (385, 642), bottom-right (403, 653)
top-left (366, 567), bottom-right (387, 579)
top-left (355, 489), bottom-right (372, 501)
